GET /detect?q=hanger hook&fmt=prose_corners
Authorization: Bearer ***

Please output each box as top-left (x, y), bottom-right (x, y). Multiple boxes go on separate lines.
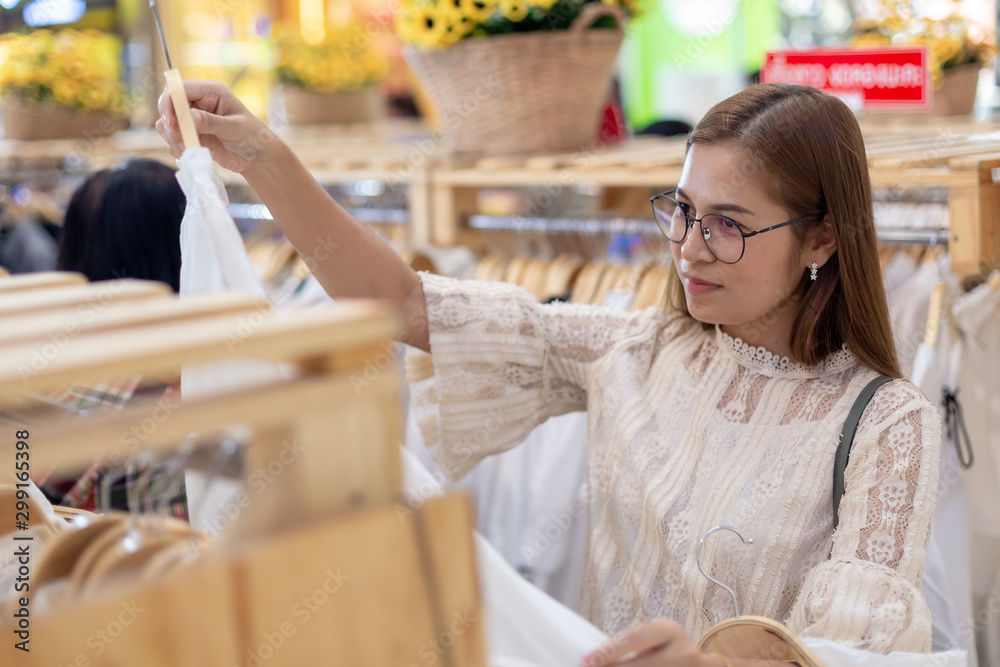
top-left (696, 525), bottom-right (754, 618)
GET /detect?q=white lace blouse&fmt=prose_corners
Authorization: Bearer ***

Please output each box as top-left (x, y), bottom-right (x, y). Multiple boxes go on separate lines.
top-left (406, 273), bottom-right (941, 654)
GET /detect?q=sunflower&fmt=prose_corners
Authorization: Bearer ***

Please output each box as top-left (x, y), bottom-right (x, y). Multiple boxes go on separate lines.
top-left (528, 0), bottom-right (557, 10)
top-left (499, 0), bottom-right (529, 22)
top-left (394, 8), bottom-right (420, 42)
top-left (409, 5), bottom-right (452, 49)
top-left (448, 0), bottom-right (496, 22)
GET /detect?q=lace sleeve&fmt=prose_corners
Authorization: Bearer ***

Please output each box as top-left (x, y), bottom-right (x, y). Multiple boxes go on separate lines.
top-left (787, 380), bottom-right (942, 653)
top-left (406, 272), bottom-right (673, 479)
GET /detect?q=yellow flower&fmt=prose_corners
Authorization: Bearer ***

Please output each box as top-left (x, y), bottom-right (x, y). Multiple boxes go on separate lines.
top-left (408, 6), bottom-right (452, 49)
top-left (0, 29), bottom-right (124, 111)
top-left (447, 0), bottom-right (489, 20)
top-left (499, 0), bottom-right (529, 22)
top-left (469, 0), bottom-right (497, 21)
top-left (529, 0), bottom-right (557, 10)
top-left (438, 1), bottom-right (478, 39)
top-left (274, 19), bottom-right (389, 90)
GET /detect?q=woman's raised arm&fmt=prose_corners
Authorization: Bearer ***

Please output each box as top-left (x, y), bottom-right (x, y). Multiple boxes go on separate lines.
top-left (156, 80), bottom-right (430, 351)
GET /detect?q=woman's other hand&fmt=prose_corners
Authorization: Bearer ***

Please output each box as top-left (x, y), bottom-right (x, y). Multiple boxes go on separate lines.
top-left (155, 80), bottom-right (278, 175)
top-left (582, 619), bottom-right (726, 667)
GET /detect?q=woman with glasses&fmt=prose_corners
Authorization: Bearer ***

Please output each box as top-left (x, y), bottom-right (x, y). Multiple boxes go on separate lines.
top-left (158, 82), bottom-right (939, 666)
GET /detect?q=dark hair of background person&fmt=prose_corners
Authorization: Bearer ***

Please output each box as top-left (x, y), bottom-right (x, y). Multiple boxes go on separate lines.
top-left (637, 119), bottom-right (693, 137)
top-left (665, 83), bottom-right (901, 378)
top-left (58, 159), bottom-right (184, 292)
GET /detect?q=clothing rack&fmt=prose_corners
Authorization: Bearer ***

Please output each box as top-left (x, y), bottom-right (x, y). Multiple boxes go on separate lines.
top-left (0, 272), bottom-right (485, 666)
top-left (470, 214), bottom-right (952, 246)
top-left (428, 132), bottom-right (1000, 275)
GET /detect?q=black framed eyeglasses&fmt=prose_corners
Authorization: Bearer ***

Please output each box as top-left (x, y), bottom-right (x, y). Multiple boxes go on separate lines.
top-left (650, 189), bottom-right (825, 264)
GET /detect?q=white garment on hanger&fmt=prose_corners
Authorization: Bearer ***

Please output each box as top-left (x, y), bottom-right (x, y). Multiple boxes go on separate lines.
top-left (408, 409), bottom-right (590, 608)
top-left (952, 278), bottom-right (1000, 666)
top-left (175, 147), bottom-right (297, 525)
top-left (897, 253), bottom-right (975, 663)
top-left (176, 148), bottom-right (265, 299)
top-left (910, 338), bottom-right (974, 661)
top-left (887, 256), bottom-right (938, 377)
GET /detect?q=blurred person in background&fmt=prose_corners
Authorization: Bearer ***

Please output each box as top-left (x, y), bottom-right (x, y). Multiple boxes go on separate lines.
top-left (38, 158), bottom-right (188, 519)
top-left (58, 158), bottom-right (183, 291)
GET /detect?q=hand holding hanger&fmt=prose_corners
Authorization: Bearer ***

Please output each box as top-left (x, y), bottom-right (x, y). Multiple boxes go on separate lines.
top-left (581, 526), bottom-right (823, 667)
top-left (157, 81), bottom-right (278, 174)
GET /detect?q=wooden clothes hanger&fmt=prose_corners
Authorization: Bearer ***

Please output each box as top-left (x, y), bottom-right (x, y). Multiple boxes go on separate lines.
top-left (570, 262), bottom-right (608, 305)
top-left (0, 481), bottom-right (64, 542)
top-left (693, 526), bottom-right (825, 666)
top-left (989, 269), bottom-right (1000, 293)
top-left (632, 265), bottom-right (672, 311)
top-left (542, 255), bottom-right (583, 301)
top-left (519, 258), bottom-right (550, 299)
top-left (591, 264), bottom-right (628, 306)
top-left (399, 249), bottom-right (437, 274)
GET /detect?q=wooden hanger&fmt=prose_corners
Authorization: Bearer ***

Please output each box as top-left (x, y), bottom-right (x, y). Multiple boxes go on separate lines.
top-left (519, 258), bottom-right (550, 299)
top-left (0, 271), bottom-right (86, 294)
top-left (502, 255), bottom-right (531, 286)
top-left (989, 270), bottom-right (1000, 292)
top-left (399, 249), bottom-right (437, 274)
top-left (29, 514), bottom-right (129, 595)
top-left (591, 264), bottom-right (628, 306)
top-left (475, 255), bottom-right (504, 282)
top-left (634, 266), bottom-right (673, 311)
top-left (542, 255), bottom-right (583, 301)
top-left (878, 245), bottom-right (894, 269)
top-left (692, 526), bottom-right (825, 666)
top-left (697, 615), bottom-right (824, 666)
top-left (74, 516), bottom-right (200, 600)
top-left (570, 261), bottom-right (608, 305)
top-left (923, 281), bottom-right (945, 349)
top-left (164, 70), bottom-right (201, 151)
top-left (51, 506), bottom-right (99, 522)
top-left (0, 482), bottom-right (64, 542)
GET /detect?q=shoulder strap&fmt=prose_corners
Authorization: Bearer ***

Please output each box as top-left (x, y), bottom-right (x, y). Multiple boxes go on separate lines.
top-left (833, 375), bottom-right (894, 531)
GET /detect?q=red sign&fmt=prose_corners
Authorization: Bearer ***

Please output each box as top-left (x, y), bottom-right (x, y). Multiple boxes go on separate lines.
top-left (763, 47), bottom-right (931, 110)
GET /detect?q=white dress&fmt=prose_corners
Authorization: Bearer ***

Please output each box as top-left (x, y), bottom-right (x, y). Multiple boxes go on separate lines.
top-left (407, 273), bottom-right (942, 654)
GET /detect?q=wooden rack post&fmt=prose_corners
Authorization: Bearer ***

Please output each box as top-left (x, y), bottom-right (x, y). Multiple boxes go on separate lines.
top-left (0, 275), bottom-right (485, 667)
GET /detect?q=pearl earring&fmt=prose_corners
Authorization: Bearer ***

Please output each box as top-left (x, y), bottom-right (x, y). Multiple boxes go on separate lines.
top-left (810, 262), bottom-right (819, 281)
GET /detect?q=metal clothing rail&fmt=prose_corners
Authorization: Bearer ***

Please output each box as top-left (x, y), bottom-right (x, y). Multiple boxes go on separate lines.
top-left (469, 214), bottom-right (950, 245)
top-left (229, 203), bottom-right (410, 225)
top-left (469, 215), bottom-right (661, 236)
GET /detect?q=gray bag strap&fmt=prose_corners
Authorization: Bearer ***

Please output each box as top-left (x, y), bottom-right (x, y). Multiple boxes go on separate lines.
top-left (833, 375), bottom-right (893, 530)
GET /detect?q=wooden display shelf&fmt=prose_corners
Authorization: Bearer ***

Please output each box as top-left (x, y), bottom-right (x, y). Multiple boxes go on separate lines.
top-left (427, 129), bottom-right (1000, 275)
top-left (0, 273), bottom-right (485, 667)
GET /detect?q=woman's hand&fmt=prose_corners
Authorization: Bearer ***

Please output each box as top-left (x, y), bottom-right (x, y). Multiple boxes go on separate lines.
top-left (155, 80), bottom-right (278, 174)
top-left (582, 619), bottom-right (725, 667)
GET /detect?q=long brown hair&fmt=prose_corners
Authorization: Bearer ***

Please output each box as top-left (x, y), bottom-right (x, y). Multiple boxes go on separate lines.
top-left (666, 83), bottom-right (901, 378)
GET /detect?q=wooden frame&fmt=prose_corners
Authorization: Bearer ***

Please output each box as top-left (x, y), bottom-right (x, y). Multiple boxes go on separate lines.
top-left (0, 276), bottom-right (485, 666)
top-left (427, 130), bottom-right (1000, 275)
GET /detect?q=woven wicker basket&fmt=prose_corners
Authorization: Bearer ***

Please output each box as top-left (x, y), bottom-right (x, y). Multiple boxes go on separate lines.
top-left (931, 64), bottom-right (980, 117)
top-left (405, 4), bottom-right (625, 156)
top-left (277, 84), bottom-right (385, 125)
top-left (2, 96), bottom-right (126, 140)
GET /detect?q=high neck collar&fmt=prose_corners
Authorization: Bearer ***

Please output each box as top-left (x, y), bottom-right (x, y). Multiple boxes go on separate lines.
top-left (716, 326), bottom-right (858, 379)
